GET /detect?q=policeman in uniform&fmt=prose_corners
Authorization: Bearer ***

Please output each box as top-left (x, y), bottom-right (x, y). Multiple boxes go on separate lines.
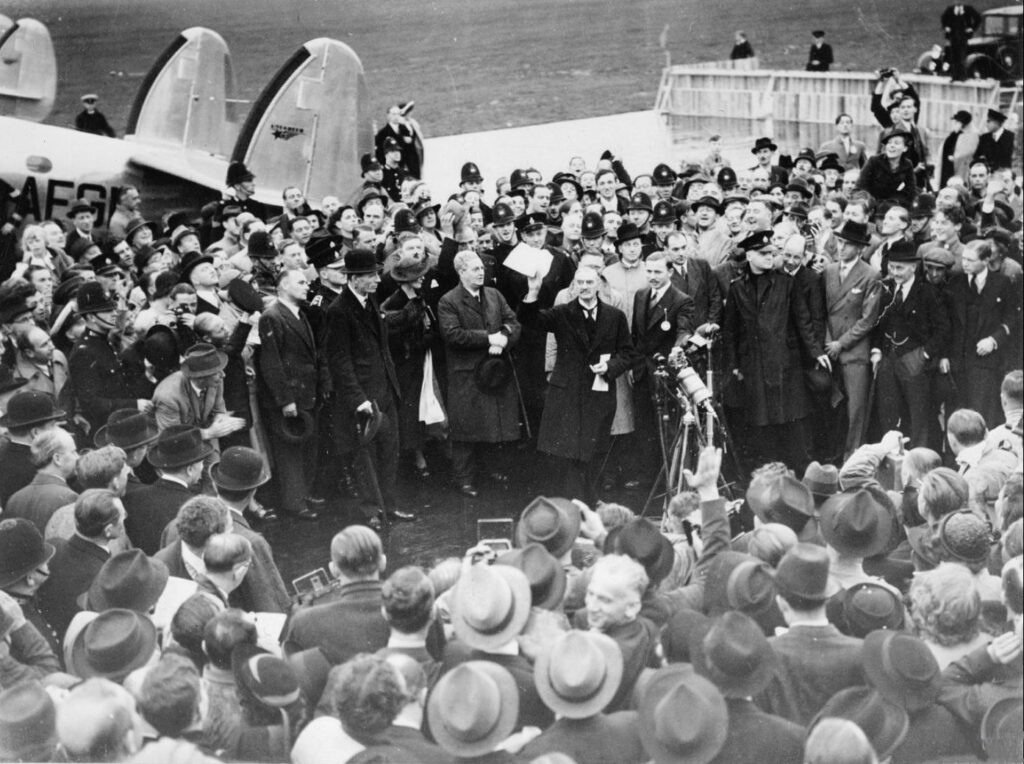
top-left (305, 234), bottom-right (348, 340)
top-left (0, 518), bottom-right (62, 670)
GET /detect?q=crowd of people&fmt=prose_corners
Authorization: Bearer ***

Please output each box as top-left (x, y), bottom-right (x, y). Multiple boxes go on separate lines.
top-left (0, 69), bottom-right (1022, 762)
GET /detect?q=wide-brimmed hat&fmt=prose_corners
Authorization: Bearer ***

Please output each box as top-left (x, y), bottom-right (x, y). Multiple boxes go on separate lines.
top-left (834, 220), bottom-right (872, 247)
top-left (0, 390), bottom-right (65, 429)
top-left (937, 510), bottom-right (992, 565)
top-left (390, 254), bottom-right (430, 283)
top-left (124, 217), bottom-right (161, 243)
top-left (412, 200), bottom-right (441, 221)
top-left (495, 543), bottom-right (567, 610)
top-left (473, 355), bottom-right (513, 394)
top-left (863, 630), bottom-right (941, 713)
top-left (79, 549), bottom-right (169, 613)
top-left (638, 664), bottom-right (728, 764)
top-left (746, 474), bottom-right (815, 526)
top-left (94, 409), bottom-right (160, 450)
top-left (820, 489), bottom-right (892, 558)
top-left (69, 609), bottom-right (158, 682)
top-left (751, 137), bottom-right (778, 154)
top-left (428, 661), bottom-right (519, 757)
top-left (0, 519), bottom-right (55, 589)
top-left (826, 582), bottom-right (904, 638)
top-left (275, 409), bottom-right (316, 445)
top-left (67, 198), bottom-right (96, 218)
top-left (233, 644), bottom-right (301, 708)
top-left (146, 424), bottom-right (214, 469)
top-left (517, 496), bottom-right (581, 558)
top-left (775, 542), bottom-right (830, 602)
top-left (211, 446), bottom-right (270, 492)
top-left (691, 611), bottom-right (778, 698)
top-left (811, 687), bottom-right (909, 761)
top-left (0, 680), bottom-right (57, 761)
top-left (75, 281), bottom-right (117, 314)
top-left (982, 696), bottom-right (1023, 762)
top-left (691, 195), bottom-right (723, 215)
top-left (339, 247), bottom-right (381, 275)
top-left (451, 564), bottom-right (531, 650)
top-left (180, 343), bottom-right (228, 379)
top-left (607, 518), bottom-right (675, 587)
top-left (534, 630), bottom-right (623, 718)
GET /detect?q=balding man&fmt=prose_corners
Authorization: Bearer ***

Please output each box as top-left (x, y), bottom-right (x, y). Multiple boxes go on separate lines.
top-left (4, 428), bottom-right (79, 534)
top-left (56, 678), bottom-right (144, 762)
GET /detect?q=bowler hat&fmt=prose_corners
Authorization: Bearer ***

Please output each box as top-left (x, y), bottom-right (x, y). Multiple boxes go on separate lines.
top-left (227, 277), bottom-right (264, 314)
top-left (247, 230), bottom-right (276, 260)
top-left (820, 489), bottom-right (892, 558)
top-left (651, 200), bottom-right (677, 225)
top-left (0, 681), bottom-right (57, 761)
top-left (638, 664), bottom-right (728, 764)
top-left (534, 630), bottom-right (623, 718)
top-left (360, 153), bottom-right (381, 174)
top-left (517, 496), bottom-right (581, 557)
top-left (66, 199), bottom-right (96, 218)
top-left (691, 611), bottom-right (779, 697)
top-left (751, 137), bottom-right (778, 154)
top-left (495, 543), bottom-right (567, 610)
top-left (233, 644), bottom-right (301, 708)
top-left (834, 220), bottom-right (872, 247)
top-left (340, 247), bottom-right (381, 275)
top-left (181, 343), bottom-right (228, 379)
top-left (607, 518), bottom-right (675, 586)
top-left (80, 549), bottom-right (169, 613)
top-left (629, 192), bottom-right (654, 213)
top-left (826, 582), bottom-right (905, 638)
top-left (124, 217), bottom-right (160, 243)
top-left (226, 161), bottom-right (255, 186)
top-left (69, 608), bottom-right (158, 681)
top-left (737, 230), bottom-right (772, 252)
top-left (356, 400), bottom-right (384, 446)
top-left (275, 409), bottom-right (316, 445)
top-left (692, 195), bottom-right (722, 215)
top-left (94, 408), bottom-right (160, 450)
top-left (473, 354), bottom-right (513, 394)
top-left (802, 461), bottom-right (839, 501)
top-left (785, 177), bottom-right (813, 199)
top-left (986, 108), bottom-right (1007, 124)
top-left (616, 222), bottom-right (643, 245)
top-left (146, 424), bottom-right (214, 469)
top-left (491, 202), bottom-right (516, 227)
top-left (886, 238), bottom-right (918, 263)
top-left (451, 564), bottom-right (531, 650)
top-left (461, 162), bottom-right (484, 184)
top-left (937, 510), bottom-right (991, 565)
top-left (75, 281), bottom-right (117, 314)
top-left (775, 542), bottom-right (830, 601)
top-left (982, 696), bottom-right (1023, 762)
top-left (0, 390), bottom-right (65, 429)
top-left (428, 662), bottom-right (519, 757)
top-left (863, 630), bottom-right (940, 712)
top-left (819, 155), bottom-right (844, 173)
top-left (746, 474), bottom-right (815, 526)
top-left (211, 446), bottom-right (270, 492)
top-left (581, 211), bottom-right (606, 239)
top-left (391, 254), bottom-right (430, 283)
top-left (0, 519), bottom-right (55, 588)
top-left (811, 687), bottom-right (909, 761)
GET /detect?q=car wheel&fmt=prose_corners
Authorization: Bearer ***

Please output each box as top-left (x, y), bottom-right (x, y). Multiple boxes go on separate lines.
top-left (965, 55), bottom-right (997, 80)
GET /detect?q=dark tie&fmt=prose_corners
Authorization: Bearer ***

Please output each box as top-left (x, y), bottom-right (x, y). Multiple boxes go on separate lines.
top-left (893, 288), bottom-right (904, 309)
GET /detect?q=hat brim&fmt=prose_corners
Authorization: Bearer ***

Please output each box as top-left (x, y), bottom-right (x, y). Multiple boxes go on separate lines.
top-left (0, 408), bottom-right (67, 430)
top-left (391, 262), bottom-right (431, 283)
top-left (0, 540), bottom-right (55, 589)
top-left (862, 628), bottom-right (939, 713)
top-left (638, 665), bottom-right (728, 764)
top-left (474, 356), bottom-right (514, 394)
top-left (751, 142), bottom-right (778, 154)
top-left (451, 566), bottom-right (532, 651)
top-left (146, 440), bottom-right (215, 470)
top-left (835, 231), bottom-right (872, 247)
top-left (69, 615), bottom-right (157, 682)
top-left (534, 631), bottom-right (624, 718)
top-left (515, 497), bottom-right (582, 559)
top-left (210, 461), bottom-right (271, 492)
top-left (690, 623), bottom-right (779, 698)
top-left (182, 351), bottom-right (229, 379)
top-left (93, 421), bottom-right (161, 450)
top-left (339, 264), bottom-right (383, 276)
top-left (357, 402), bottom-right (384, 446)
top-left (428, 661), bottom-right (519, 757)
top-left (275, 410), bottom-right (316, 445)
top-left (84, 560), bottom-right (169, 614)
top-left (820, 495), bottom-right (892, 558)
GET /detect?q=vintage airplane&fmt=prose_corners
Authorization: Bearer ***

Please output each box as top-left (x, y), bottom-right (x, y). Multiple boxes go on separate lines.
top-left (0, 16), bottom-right (372, 224)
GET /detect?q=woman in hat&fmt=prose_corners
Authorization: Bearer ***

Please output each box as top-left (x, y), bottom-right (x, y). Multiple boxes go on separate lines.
top-left (382, 253), bottom-right (443, 479)
top-left (859, 130), bottom-right (918, 208)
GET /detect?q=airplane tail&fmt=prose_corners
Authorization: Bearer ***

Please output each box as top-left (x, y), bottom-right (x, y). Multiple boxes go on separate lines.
top-left (0, 16), bottom-right (56, 122)
top-left (125, 27), bottom-right (236, 157)
top-left (230, 38), bottom-right (372, 207)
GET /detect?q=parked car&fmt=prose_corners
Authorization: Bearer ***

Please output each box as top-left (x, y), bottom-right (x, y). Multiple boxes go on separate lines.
top-left (918, 6), bottom-right (1022, 81)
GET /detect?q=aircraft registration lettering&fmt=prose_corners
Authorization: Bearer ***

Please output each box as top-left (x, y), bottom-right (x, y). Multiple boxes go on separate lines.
top-left (19, 176), bottom-right (118, 222)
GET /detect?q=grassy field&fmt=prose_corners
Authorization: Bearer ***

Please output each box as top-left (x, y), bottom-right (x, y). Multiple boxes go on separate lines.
top-left (6, 0), bottom-right (971, 139)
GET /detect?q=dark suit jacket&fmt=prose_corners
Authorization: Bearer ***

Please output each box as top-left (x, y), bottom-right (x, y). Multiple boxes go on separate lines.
top-left (281, 580), bottom-right (389, 664)
top-left (520, 712), bottom-right (646, 764)
top-left (257, 300), bottom-right (328, 415)
top-left (871, 277), bottom-right (950, 360)
top-left (68, 329), bottom-right (138, 434)
top-left (824, 259), bottom-right (883, 364)
top-left (631, 284), bottom-right (695, 376)
top-left (35, 535), bottom-right (110, 642)
top-left (0, 440), bottom-right (35, 507)
top-left (789, 265), bottom-right (827, 358)
top-left (819, 136), bottom-right (868, 171)
top-left (974, 130), bottom-right (1015, 170)
top-left (948, 270), bottom-right (1015, 371)
top-left (669, 257), bottom-right (723, 329)
top-left (758, 624), bottom-right (864, 725)
top-left (123, 477), bottom-right (196, 555)
top-left (712, 698), bottom-right (805, 764)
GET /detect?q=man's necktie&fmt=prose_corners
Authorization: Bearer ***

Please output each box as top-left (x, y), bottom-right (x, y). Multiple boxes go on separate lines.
top-left (893, 288), bottom-right (904, 309)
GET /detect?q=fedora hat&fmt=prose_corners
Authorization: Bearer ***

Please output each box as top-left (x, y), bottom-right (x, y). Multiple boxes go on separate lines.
top-left (937, 510), bottom-right (992, 565)
top-left (638, 664), bottom-right (728, 764)
top-left (356, 188), bottom-right (387, 216)
top-left (802, 461), bottom-right (839, 502)
top-left (495, 543), bottom-right (567, 610)
top-left (0, 680), bottom-right (57, 761)
top-left (534, 630), bottom-right (623, 718)
top-left (69, 608), bottom-right (158, 682)
top-left (428, 661), bottom-right (519, 758)
top-left (863, 630), bottom-right (941, 713)
top-left (982, 696), bottom-right (1023, 762)
top-left (775, 542), bottom-right (830, 602)
top-left (879, 127), bottom-right (912, 146)
top-left (726, 559), bottom-right (777, 615)
top-left (811, 687), bottom-right (909, 761)
top-left (785, 177), bottom-right (814, 199)
top-left (75, 281), bottom-right (117, 315)
top-left (886, 238), bottom-right (918, 263)
top-left (66, 198), bottom-right (96, 218)
top-left (834, 220), bottom-right (872, 247)
top-left (80, 549), bottom-right (169, 613)
top-left (517, 496), bottom-right (581, 558)
top-left (0, 390), bottom-right (65, 429)
top-left (826, 582), bottom-right (904, 638)
top-left (607, 518), bottom-right (675, 587)
top-left (751, 137), bottom-right (778, 154)
top-left (746, 473), bottom-right (815, 526)
top-left (339, 247), bottom-right (381, 275)
top-left (691, 611), bottom-right (778, 697)
top-left (451, 564), bottom-right (531, 650)
top-left (94, 408), bottom-right (160, 450)
top-left (226, 278), bottom-right (265, 314)
top-left (804, 365), bottom-right (832, 394)
top-left (211, 446), bottom-right (270, 492)
top-left (473, 354), bottom-right (513, 395)
top-left (390, 254), bottom-right (430, 283)
top-left (181, 343), bottom-right (228, 379)
top-left (356, 400), bottom-right (384, 446)
top-left (820, 489), bottom-right (892, 558)
top-left (0, 519), bottom-right (55, 589)
top-left (146, 424), bottom-right (214, 469)
top-left (287, 646), bottom-right (332, 709)
top-left (233, 644), bottom-right (301, 708)
top-left (275, 409), bottom-right (316, 445)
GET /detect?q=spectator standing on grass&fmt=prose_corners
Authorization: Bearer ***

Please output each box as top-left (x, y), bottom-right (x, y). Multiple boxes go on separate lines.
top-left (731, 31), bottom-right (754, 60)
top-left (806, 30), bottom-right (834, 72)
top-left (941, 3), bottom-right (982, 81)
top-left (74, 94), bottom-right (115, 138)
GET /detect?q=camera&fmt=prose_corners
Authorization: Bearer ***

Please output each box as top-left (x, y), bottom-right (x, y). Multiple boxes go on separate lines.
top-left (879, 67), bottom-right (895, 79)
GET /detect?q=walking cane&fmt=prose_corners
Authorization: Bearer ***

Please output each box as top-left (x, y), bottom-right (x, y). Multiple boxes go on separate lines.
top-left (507, 350), bottom-right (533, 439)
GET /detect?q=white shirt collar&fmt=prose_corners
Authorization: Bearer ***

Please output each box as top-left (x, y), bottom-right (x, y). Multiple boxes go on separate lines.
top-left (901, 275), bottom-right (915, 299)
top-left (650, 284), bottom-right (669, 303)
top-left (281, 299), bottom-right (302, 319)
top-left (180, 543), bottom-right (206, 581)
top-left (956, 441), bottom-right (986, 469)
top-left (387, 631), bottom-right (427, 649)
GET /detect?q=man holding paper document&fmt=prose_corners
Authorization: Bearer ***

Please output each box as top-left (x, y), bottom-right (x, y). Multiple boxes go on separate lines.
top-left (519, 265), bottom-right (638, 504)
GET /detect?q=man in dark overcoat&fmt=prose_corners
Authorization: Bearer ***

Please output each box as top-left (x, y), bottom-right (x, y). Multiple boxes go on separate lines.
top-left (437, 252), bottom-right (522, 497)
top-left (518, 265), bottom-right (638, 504)
top-left (724, 232), bottom-right (826, 473)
